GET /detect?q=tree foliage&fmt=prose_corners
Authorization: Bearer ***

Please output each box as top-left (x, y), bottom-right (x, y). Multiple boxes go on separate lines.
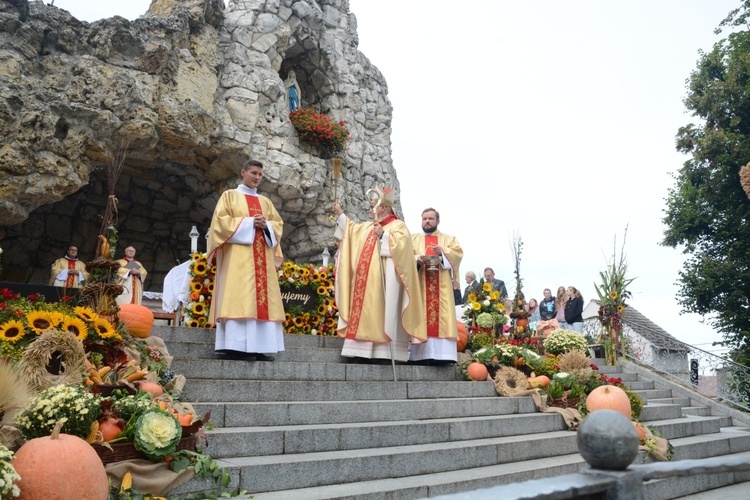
top-left (663, 1), bottom-right (750, 364)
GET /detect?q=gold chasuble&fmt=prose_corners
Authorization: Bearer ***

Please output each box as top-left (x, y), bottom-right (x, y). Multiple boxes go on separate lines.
top-left (207, 189), bottom-right (284, 324)
top-left (49, 258), bottom-right (88, 288)
top-left (411, 230), bottom-right (463, 339)
top-left (335, 215), bottom-right (426, 344)
top-left (115, 259), bottom-right (148, 305)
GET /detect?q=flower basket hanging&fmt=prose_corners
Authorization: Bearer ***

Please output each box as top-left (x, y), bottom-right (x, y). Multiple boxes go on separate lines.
top-left (290, 106), bottom-right (350, 157)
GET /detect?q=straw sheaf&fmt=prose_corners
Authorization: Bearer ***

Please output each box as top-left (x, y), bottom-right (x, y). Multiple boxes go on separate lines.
top-left (18, 329), bottom-right (87, 393)
top-left (557, 349), bottom-right (591, 372)
top-left (0, 363), bottom-right (29, 428)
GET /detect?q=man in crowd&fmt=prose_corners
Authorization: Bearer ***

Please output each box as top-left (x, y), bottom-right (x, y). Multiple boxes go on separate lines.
top-left (116, 246), bottom-right (148, 305)
top-left (462, 271), bottom-right (482, 304)
top-left (207, 159), bottom-right (285, 361)
top-left (332, 188), bottom-right (426, 363)
top-left (410, 207), bottom-right (463, 365)
top-left (483, 267), bottom-right (507, 298)
top-left (49, 244), bottom-right (88, 288)
top-left (539, 288), bottom-right (556, 320)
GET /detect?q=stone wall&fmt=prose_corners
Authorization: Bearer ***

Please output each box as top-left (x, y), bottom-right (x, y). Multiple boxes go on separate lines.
top-left (0, 0), bottom-right (400, 288)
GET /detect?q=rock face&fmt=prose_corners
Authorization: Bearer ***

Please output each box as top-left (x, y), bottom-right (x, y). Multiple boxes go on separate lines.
top-left (0, 0), bottom-right (398, 288)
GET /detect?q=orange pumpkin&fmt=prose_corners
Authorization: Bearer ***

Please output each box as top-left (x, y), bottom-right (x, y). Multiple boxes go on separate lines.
top-left (118, 303), bottom-right (154, 338)
top-left (138, 381), bottom-right (164, 397)
top-left (466, 362), bottom-right (489, 381)
top-left (456, 321), bottom-right (469, 352)
top-left (585, 385), bottom-right (632, 419)
top-left (632, 421), bottom-right (647, 441)
top-left (516, 317), bottom-right (529, 329)
top-left (528, 375), bottom-right (550, 388)
top-left (99, 417), bottom-right (123, 442)
top-left (12, 422), bottom-right (108, 499)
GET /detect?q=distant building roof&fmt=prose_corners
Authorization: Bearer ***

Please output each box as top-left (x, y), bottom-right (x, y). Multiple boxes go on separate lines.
top-left (584, 299), bottom-right (689, 352)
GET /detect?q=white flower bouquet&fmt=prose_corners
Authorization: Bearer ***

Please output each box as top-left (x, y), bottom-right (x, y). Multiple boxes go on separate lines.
top-left (0, 444), bottom-right (20, 499)
top-left (543, 329), bottom-right (589, 355)
top-left (15, 384), bottom-right (101, 440)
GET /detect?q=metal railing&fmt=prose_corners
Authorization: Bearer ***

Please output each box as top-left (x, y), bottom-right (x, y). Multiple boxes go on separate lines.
top-left (583, 319), bottom-right (750, 412)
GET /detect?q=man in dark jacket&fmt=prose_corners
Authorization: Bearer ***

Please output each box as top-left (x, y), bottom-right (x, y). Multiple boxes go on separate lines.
top-left (461, 271), bottom-right (482, 304)
top-left (539, 288), bottom-right (556, 320)
top-left (482, 267), bottom-right (507, 298)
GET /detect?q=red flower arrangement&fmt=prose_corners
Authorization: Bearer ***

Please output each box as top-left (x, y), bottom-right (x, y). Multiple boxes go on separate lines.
top-left (289, 106), bottom-right (350, 157)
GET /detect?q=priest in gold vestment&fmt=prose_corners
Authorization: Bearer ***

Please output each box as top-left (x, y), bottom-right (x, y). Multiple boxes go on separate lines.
top-left (332, 189), bottom-right (426, 362)
top-left (116, 246), bottom-right (148, 305)
top-left (410, 208), bottom-right (463, 364)
top-left (207, 160), bottom-right (285, 362)
top-left (49, 245), bottom-right (89, 288)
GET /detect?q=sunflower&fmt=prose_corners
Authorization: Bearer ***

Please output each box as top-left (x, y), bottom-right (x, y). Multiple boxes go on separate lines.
top-left (191, 253), bottom-right (202, 261)
top-left (48, 312), bottom-right (65, 327)
top-left (617, 305), bottom-right (624, 313)
top-left (489, 290), bottom-right (500, 301)
top-left (471, 302), bottom-right (481, 311)
top-left (74, 306), bottom-right (98, 323)
top-left (284, 312), bottom-right (291, 322)
top-left (468, 292), bottom-right (478, 302)
top-left (324, 298), bottom-right (334, 307)
top-left (187, 319), bottom-right (200, 328)
top-left (318, 270), bottom-right (329, 279)
top-left (299, 267), bottom-right (310, 277)
top-left (317, 304), bottom-right (327, 314)
top-left (26, 311), bottom-right (54, 334)
top-left (302, 324), bottom-right (311, 333)
top-left (317, 286), bottom-right (327, 295)
top-left (190, 281), bottom-right (202, 292)
top-left (609, 290), bottom-right (619, 300)
top-left (210, 265), bottom-right (217, 274)
top-left (207, 282), bottom-right (214, 293)
top-left (93, 318), bottom-right (117, 338)
top-left (311, 272), bottom-right (320, 282)
top-left (193, 262), bottom-right (208, 276)
top-left (0, 320), bottom-right (26, 342)
top-left (192, 303), bottom-right (206, 316)
top-left (62, 317), bottom-right (89, 340)
top-left (482, 282), bottom-right (492, 292)
top-left (197, 317), bottom-right (207, 327)
top-left (293, 316), bottom-right (305, 327)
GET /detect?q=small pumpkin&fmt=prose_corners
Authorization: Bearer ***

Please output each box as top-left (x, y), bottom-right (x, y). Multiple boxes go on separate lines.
top-left (528, 375), bottom-right (550, 389)
top-left (118, 303), bottom-right (154, 338)
top-left (585, 384), bottom-right (632, 419)
top-left (138, 381), bottom-right (164, 397)
top-left (632, 421), bottom-right (647, 441)
top-left (516, 317), bottom-right (529, 329)
top-left (466, 362), bottom-right (488, 381)
top-left (99, 416), bottom-right (124, 442)
top-left (12, 421), bottom-right (108, 499)
top-left (456, 321), bottom-right (469, 352)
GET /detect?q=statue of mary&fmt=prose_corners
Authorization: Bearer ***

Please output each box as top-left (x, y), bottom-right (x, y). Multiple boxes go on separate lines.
top-left (285, 70), bottom-right (301, 112)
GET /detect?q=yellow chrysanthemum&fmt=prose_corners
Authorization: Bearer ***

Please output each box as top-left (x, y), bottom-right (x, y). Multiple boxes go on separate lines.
top-left (482, 282), bottom-right (492, 292)
top-left (490, 290), bottom-right (500, 300)
top-left (26, 311), bottom-right (54, 334)
top-left (609, 290), bottom-right (619, 300)
top-left (74, 306), bottom-right (98, 323)
top-left (63, 316), bottom-right (89, 340)
top-left (472, 302), bottom-right (482, 311)
top-left (617, 305), bottom-right (624, 313)
top-left (0, 320), bottom-right (26, 342)
top-left (190, 281), bottom-right (202, 292)
top-left (93, 318), bottom-right (117, 338)
top-left (193, 262), bottom-right (208, 276)
top-left (192, 303), bottom-right (206, 316)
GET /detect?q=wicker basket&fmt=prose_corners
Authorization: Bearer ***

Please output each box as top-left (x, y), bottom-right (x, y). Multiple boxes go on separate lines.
top-left (93, 433), bottom-right (198, 465)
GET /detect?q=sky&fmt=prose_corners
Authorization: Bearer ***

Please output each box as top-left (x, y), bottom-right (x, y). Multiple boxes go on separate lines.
top-left (54, 0), bottom-right (739, 354)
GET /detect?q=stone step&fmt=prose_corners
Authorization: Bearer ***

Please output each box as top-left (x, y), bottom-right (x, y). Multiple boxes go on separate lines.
top-left (172, 358), bottom-right (464, 382)
top-left (672, 478), bottom-right (750, 499)
top-left (634, 388), bottom-right (675, 400)
top-left (667, 428), bottom-right (750, 461)
top-left (220, 431), bottom-right (580, 494)
top-left (649, 396), bottom-right (693, 407)
top-left (192, 396), bottom-right (539, 427)
top-left (203, 412), bottom-right (569, 458)
top-left (682, 406), bottom-right (713, 417)
top-left (646, 415), bottom-right (734, 440)
top-left (182, 379), bottom-right (498, 403)
top-left (624, 380), bottom-right (655, 391)
top-left (639, 402), bottom-right (684, 422)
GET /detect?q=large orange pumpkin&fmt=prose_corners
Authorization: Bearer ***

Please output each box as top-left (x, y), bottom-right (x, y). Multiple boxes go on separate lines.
top-left (456, 321), bottom-right (469, 352)
top-left (586, 385), bottom-right (632, 419)
top-left (466, 362), bottom-right (489, 381)
top-left (118, 303), bottom-right (154, 338)
top-left (12, 422), bottom-right (109, 499)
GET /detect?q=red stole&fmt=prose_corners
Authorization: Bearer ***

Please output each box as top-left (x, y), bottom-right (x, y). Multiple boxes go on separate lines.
top-left (424, 235), bottom-right (440, 337)
top-left (244, 195), bottom-right (269, 320)
top-left (345, 212), bottom-right (398, 339)
top-left (64, 258), bottom-right (77, 288)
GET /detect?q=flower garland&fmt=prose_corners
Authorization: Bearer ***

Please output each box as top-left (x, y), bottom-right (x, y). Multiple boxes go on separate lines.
top-left (279, 261), bottom-right (338, 335)
top-left (0, 289), bottom-right (121, 362)
top-left (184, 253), bottom-right (216, 328)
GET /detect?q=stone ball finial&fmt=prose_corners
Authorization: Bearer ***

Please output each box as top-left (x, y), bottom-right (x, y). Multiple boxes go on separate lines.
top-left (577, 409), bottom-right (639, 470)
top-left (740, 162), bottom-right (750, 199)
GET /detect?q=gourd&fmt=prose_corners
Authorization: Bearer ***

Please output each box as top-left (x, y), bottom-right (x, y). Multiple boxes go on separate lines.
top-left (138, 381), bottom-right (164, 397)
top-left (118, 303), bottom-right (154, 338)
top-left (585, 384), bottom-right (632, 419)
top-left (456, 321), bottom-right (469, 352)
top-left (11, 421), bottom-right (108, 500)
top-left (528, 375), bottom-right (550, 388)
top-left (466, 362), bottom-right (488, 381)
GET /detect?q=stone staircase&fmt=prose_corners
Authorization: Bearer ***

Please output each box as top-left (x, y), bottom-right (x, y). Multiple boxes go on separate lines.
top-left (152, 326), bottom-right (750, 499)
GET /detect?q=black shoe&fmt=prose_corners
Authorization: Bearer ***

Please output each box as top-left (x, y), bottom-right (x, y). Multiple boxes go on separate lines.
top-left (215, 350), bottom-right (256, 361)
top-left (253, 353), bottom-right (275, 362)
top-left (430, 360), bottom-right (455, 367)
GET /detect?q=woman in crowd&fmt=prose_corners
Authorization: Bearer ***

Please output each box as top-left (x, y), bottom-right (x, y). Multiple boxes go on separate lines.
top-left (555, 286), bottom-right (568, 329)
top-left (527, 298), bottom-right (541, 333)
top-left (564, 286), bottom-right (584, 333)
